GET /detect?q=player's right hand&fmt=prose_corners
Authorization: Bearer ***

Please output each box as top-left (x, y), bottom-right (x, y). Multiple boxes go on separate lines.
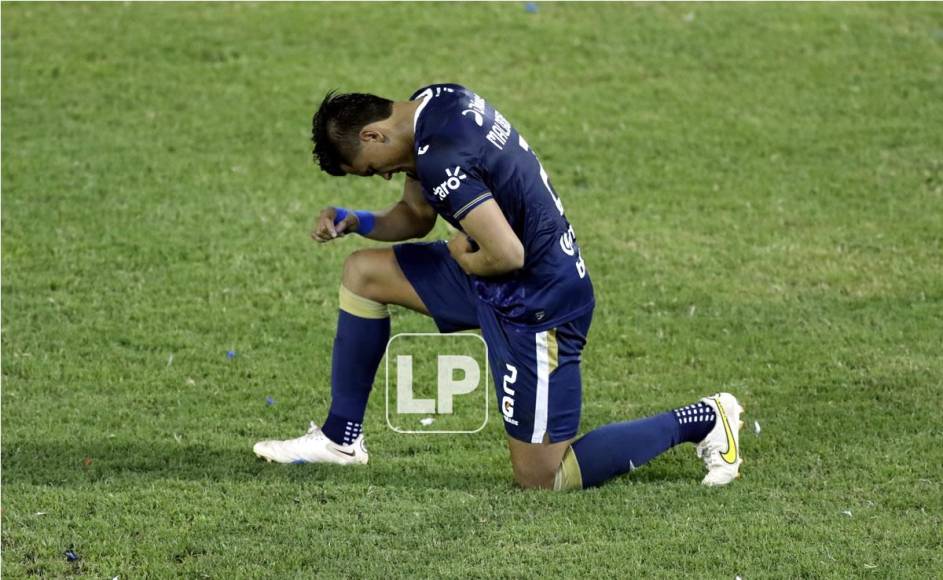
top-left (311, 207), bottom-right (359, 243)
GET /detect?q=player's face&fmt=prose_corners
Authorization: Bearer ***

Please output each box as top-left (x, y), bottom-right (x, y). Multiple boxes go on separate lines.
top-left (341, 129), bottom-right (411, 181)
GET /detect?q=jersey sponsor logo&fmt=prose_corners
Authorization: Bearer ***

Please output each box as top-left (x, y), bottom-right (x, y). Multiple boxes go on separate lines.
top-left (560, 228), bottom-right (576, 256)
top-left (486, 110), bottom-right (512, 150)
top-left (502, 364), bottom-right (519, 426)
top-left (433, 166), bottom-right (467, 200)
top-left (417, 145), bottom-right (429, 155)
top-left (560, 225), bottom-right (588, 279)
top-left (462, 93), bottom-right (486, 127)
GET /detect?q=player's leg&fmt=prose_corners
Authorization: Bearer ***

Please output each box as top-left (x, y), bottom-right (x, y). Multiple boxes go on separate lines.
top-left (317, 247), bottom-right (429, 450)
top-left (253, 248), bottom-right (421, 463)
top-left (493, 310), bottom-right (744, 489)
top-left (325, 241), bottom-right (479, 438)
top-left (340, 247), bottom-right (430, 314)
top-left (508, 396), bottom-right (745, 490)
top-left (479, 307), bottom-right (587, 488)
top-left (506, 436), bottom-right (574, 489)
top-left (254, 242), bottom-right (478, 464)
top-left (553, 393), bottom-right (744, 489)
top-left (320, 241), bottom-right (478, 442)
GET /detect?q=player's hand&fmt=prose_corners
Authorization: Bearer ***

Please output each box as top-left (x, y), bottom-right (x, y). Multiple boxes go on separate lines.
top-left (447, 232), bottom-right (477, 273)
top-left (311, 207), bottom-right (359, 243)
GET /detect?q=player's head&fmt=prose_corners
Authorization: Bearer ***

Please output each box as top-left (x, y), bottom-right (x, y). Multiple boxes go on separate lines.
top-left (311, 91), bottom-right (407, 179)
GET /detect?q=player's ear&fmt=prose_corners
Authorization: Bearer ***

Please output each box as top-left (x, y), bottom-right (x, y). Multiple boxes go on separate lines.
top-left (359, 128), bottom-right (386, 144)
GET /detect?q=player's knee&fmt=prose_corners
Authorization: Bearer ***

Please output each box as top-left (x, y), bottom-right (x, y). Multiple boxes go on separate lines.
top-left (511, 461), bottom-right (556, 490)
top-left (511, 445), bottom-right (583, 491)
top-left (341, 250), bottom-right (377, 298)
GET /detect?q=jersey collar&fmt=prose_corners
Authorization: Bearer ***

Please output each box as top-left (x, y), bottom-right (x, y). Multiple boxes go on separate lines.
top-left (412, 88), bottom-right (433, 136)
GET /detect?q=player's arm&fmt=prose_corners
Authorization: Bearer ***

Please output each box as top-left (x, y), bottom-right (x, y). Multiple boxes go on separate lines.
top-left (362, 175), bottom-right (437, 241)
top-left (311, 176), bottom-right (436, 243)
top-left (448, 199), bottom-right (525, 277)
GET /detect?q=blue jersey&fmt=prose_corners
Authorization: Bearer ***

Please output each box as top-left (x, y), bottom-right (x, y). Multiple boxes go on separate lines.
top-left (409, 83), bottom-right (594, 329)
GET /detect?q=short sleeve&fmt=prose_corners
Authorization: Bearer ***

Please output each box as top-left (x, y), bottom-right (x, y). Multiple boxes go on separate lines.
top-left (418, 136), bottom-right (492, 221)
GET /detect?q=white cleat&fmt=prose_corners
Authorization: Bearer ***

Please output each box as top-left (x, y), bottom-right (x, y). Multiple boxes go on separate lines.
top-left (253, 422), bottom-right (369, 465)
top-left (695, 392), bottom-right (744, 486)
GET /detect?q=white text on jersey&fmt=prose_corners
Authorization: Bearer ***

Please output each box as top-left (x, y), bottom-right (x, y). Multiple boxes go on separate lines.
top-left (486, 111), bottom-right (512, 150)
top-left (433, 166), bottom-right (468, 200)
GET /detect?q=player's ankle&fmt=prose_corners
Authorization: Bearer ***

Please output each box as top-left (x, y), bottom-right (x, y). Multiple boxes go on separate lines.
top-left (671, 402), bottom-right (716, 443)
top-left (322, 413), bottom-right (363, 446)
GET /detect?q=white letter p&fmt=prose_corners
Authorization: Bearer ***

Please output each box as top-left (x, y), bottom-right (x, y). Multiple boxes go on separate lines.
top-left (437, 355), bottom-right (480, 414)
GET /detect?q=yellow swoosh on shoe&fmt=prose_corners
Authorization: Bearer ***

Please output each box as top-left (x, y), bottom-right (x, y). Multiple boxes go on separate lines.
top-left (714, 396), bottom-right (739, 464)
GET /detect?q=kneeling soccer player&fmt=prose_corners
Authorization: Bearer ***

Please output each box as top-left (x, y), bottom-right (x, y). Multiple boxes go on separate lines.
top-left (253, 84), bottom-right (744, 489)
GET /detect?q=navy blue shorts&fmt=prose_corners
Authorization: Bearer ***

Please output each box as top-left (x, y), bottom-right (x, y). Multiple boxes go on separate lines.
top-left (394, 241), bottom-right (592, 443)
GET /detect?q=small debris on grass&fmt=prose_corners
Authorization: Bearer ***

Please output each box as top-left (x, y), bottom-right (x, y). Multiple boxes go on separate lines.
top-left (167, 353), bottom-right (174, 367)
top-left (420, 417), bottom-right (435, 426)
top-left (524, 2), bottom-right (538, 13)
top-left (34, 512), bottom-right (47, 517)
top-left (186, 378), bottom-right (196, 386)
top-left (64, 549), bottom-right (80, 562)
top-left (266, 396), bottom-right (276, 406)
top-left (683, 12), bottom-right (696, 23)
top-left (864, 564), bottom-right (877, 569)
top-left (227, 350), bottom-right (236, 360)
top-left (841, 510), bottom-right (853, 517)
top-left (688, 305), bottom-right (696, 317)
top-left (754, 420), bottom-right (761, 434)
top-left (82, 457), bottom-right (93, 467)
top-left (173, 433), bottom-right (183, 444)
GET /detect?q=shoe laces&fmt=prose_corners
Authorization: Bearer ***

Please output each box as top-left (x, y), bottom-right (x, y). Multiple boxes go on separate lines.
top-left (294, 421), bottom-right (325, 442)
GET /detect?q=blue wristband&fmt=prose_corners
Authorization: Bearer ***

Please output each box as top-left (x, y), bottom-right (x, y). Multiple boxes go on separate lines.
top-left (353, 210), bottom-right (375, 235)
top-left (332, 207), bottom-right (349, 224)
top-left (332, 207), bottom-right (375, 236)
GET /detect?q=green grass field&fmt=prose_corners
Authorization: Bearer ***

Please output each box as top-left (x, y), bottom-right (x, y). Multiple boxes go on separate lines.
top-left (3, 2), bottom-right (942, 577)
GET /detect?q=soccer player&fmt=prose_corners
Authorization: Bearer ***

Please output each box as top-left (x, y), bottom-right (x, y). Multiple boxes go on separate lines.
top-left (252, 84), bottom-right (745, 489)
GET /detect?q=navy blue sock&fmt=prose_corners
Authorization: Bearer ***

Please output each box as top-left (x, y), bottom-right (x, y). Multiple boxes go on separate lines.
top-left (672, 401), bottom-right (716, 443)
top-left (569, 402), bottom-right (716, 488)
top-left (571, 412), bottom-right (681, 488)
top-left (321, 310), bottom-right (390, 445)
top-left (322, 413), bottom-right (363, 446)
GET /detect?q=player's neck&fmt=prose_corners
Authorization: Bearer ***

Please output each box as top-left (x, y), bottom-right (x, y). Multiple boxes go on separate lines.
top-left (391, 100), bottom-right (422, 173)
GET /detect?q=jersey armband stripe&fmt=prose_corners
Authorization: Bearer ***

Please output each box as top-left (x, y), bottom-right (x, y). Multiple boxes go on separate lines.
top-left (453, 192), bottom-right (493, 220)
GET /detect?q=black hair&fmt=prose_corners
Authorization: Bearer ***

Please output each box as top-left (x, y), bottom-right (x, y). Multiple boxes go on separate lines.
top-left (311, 90), bottom-right (394, 176)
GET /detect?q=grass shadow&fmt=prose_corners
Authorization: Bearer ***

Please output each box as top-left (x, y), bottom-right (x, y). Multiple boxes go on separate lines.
top-left (0, 439), bottom-right (511, 492)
